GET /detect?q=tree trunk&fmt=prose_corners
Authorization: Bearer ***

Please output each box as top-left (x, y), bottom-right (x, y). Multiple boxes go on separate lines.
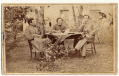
top-left (40, 6), bottom-right (45, 38)
top-left (77, 5), bottom-right (83, 26)
top-left (72, 6), bottom-right (76, 25)
top-left (35, 6), bottom-right (45, 38)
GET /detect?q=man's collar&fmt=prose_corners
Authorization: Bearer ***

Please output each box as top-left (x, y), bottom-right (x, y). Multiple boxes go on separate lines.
top-left (85, 20), bottom-right (90, 24)
top-left (57, 24), bottom-right (62, 26)
top-left (30, 25), bottom-right (36, 27)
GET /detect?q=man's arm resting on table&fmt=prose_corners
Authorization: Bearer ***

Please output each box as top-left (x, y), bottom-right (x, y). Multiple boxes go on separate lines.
top-left (61, 25), bottom-right (67, 33)
top-left (77, 25), bottom-right (84, 32)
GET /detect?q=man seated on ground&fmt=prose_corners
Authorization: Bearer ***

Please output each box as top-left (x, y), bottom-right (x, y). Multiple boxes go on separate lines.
top-left (25, 18), bottom-right (51, 59)
top-left (73, 15), bottom-right (97, 59)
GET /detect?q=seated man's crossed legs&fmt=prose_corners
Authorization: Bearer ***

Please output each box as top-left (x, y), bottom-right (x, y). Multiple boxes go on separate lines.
top-left (74, 38), bottom-right (87, 59)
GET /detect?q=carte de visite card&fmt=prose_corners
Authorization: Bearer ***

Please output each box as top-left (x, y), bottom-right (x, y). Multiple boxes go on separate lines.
top-left (2, 3), bottom-right (118, 74)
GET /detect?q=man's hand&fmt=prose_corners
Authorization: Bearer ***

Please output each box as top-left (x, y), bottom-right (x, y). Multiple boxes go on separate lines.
top-left (85, 34), bottom-right (93, 39)
top-left (57, 30), bottom-right (62, 33)
top-left (52, 30), bottom-right (62, 33)
top-left (33, 34), bottom-right (41, 38)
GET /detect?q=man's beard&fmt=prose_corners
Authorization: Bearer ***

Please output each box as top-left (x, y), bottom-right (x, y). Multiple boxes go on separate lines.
top-left (58, 23), bottom-right (62, 25)
top-left (31, 24), bottom-right (36, 27)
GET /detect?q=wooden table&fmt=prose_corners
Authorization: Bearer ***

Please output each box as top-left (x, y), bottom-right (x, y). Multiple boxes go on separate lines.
top-left (44, 32), bottom-right (83, 47)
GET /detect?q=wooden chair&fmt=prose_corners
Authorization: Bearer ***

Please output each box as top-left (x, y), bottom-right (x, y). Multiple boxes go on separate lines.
top-left (28, 38), bottom-right (52, 60)
top-left (86, 41), bottom-right (96, 54)
top-left (86, 34), bottom-right (96, 54)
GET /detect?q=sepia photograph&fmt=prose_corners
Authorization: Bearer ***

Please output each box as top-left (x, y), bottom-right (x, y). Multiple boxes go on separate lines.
top-left (2, 3), bottom-right (118, 74)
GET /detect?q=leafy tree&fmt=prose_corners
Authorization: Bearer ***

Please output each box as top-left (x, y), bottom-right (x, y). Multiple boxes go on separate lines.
top-left (4, 6), bottom-right (31, 40)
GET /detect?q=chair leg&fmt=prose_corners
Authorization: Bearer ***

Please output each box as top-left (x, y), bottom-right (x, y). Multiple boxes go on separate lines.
top-left (64, 44), bottom-right (69, 58)
top-left (62, 44), bottom-right (65, 50)
top-left (30, 50), bottom-right (32, 60)
top-left (93, 43), bottom-right (96, 54)
top-left (91, 43), bottom-right (93, 54)
top-left (35, 52), bottom-right (36, 58)
top-left (58, 45), bottom-right (60, 53)
top-left (66, 49), bottom-right (69, 58)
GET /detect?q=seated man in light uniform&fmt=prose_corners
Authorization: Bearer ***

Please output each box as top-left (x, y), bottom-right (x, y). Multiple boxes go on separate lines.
top-left (74, 15), bottom-right (97, 59)
top-left (25, 18), bottom-right (51, 59)
top-left (51, 17), bottom-right (67, 44)
top-left (52, 17), bottom-right (67, 33)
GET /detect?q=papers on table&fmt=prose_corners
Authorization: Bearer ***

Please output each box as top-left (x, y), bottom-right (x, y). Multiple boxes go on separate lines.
top-left (64, 29), bottom-right (70, 34)
top-left (52, 33), bottom-right (67, 35)
top-left (45, 32), bottom-right (83, 36)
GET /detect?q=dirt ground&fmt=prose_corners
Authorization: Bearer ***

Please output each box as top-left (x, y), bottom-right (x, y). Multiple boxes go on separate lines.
top-left (6, 42), bottom-right (114, 73)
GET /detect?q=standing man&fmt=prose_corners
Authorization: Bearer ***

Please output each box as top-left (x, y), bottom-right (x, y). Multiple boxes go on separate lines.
top-left (74, 15), bottom-right (97, 59)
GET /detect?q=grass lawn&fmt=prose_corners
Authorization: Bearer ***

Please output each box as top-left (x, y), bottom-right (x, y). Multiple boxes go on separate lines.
top-left (6, 42), bottom-right (114, 73)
